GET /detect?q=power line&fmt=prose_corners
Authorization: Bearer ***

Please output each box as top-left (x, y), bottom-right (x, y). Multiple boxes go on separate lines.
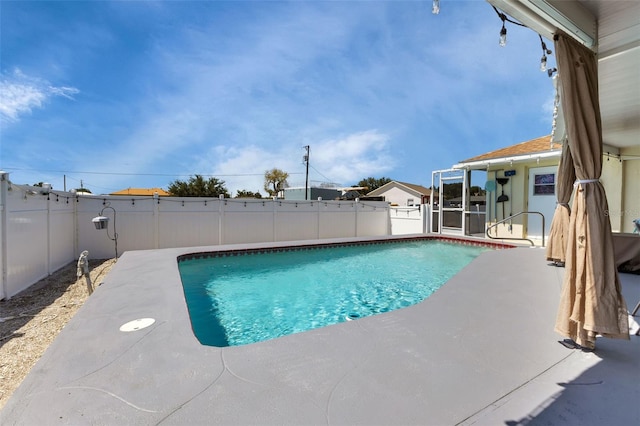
top-left (1, 167), bottom-right (304, 177)
top-left (309, 164), bottom-right (338, 186)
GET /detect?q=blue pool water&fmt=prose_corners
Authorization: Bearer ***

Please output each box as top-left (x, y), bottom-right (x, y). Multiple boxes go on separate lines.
top-left (178, 240), bottom-right (488, 347)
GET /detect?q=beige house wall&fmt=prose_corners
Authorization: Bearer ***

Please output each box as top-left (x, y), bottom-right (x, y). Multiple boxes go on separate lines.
top-left (485, 163), bottom-right (529, 241)
top-left (464, 140), bottom-right (639, 241)
top-left (601, 158), bottom-right (624, 232)
top-left (524, 159), bottom-right (560, 240)
top-left (620, 146), bottom-right (640, 233)
top-left (374, 185), bottom-right (420, 206)
top-left (484, 154), bottom-right (635, 240)
top-left (486, 158), bottom-right (561, 244)
top-left (622, 158), bottom-right (640, 233)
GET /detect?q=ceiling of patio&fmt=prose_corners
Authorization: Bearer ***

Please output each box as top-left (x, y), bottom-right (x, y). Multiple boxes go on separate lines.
top-left (583, 0), bottom-right (640, 150)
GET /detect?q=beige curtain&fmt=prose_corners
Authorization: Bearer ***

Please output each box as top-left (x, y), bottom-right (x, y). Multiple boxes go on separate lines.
top-left (553, 33), bottom-right (629, 349)
top-left (546, 138), bottom-right (574, 264)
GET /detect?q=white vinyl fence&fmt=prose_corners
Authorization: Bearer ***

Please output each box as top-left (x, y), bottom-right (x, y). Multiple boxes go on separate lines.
top-left (1, 172), bottom-right (398, 299)
top-left (389, 205), bottom-right (430, 235)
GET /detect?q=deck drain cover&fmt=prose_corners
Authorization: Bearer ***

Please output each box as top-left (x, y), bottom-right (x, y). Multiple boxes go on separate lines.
top-left (120, 318), bottom-right (155, 332)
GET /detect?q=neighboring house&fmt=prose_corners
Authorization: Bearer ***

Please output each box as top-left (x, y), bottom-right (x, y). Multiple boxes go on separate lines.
top-left (284, 185), bottom-right (386, 201)
top-left (367, 181), bottom-right (434, 206)
top-left (451, 134), bottom-right (624, 243)
top-left (110, 188), bottom-right (171, 197)
top-left (283, 186), bottom-right (341, 200)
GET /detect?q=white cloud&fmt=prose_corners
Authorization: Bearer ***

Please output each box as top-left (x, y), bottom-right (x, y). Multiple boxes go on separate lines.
top-left (0, 81), bottom-right (46, 121)
top-left (199, 144), bottom-right (302, 196)
top-left (312, 130), bottom-right (396, 184)
top-left (0, 69), bottom-right (79, 122)
top-left (198, 130), bottom-right (395, 196)
top-left (48, 86), bottom-right (80, 100)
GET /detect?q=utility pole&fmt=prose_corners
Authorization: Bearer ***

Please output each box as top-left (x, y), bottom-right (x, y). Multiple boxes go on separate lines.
top-left (303, 145), bottom-right (310, 200)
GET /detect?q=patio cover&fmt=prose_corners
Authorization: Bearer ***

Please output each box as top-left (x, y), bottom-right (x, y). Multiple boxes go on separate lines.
top-left (553, 32), bottom-right (629, 349)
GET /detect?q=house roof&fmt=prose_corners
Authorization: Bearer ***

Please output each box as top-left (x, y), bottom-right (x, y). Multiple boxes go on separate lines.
top-left (110, 188), bottom-right (170, 196)
top-left (458, 135), bottom-right (561, 164)
top-left (367, 181), bottom-right (433, 197)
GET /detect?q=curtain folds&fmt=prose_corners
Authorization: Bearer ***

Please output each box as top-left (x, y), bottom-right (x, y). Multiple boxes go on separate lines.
top-left (546, 138), bottom-right (574, 264)
top-left (553, 33), bottom-right (629, 349)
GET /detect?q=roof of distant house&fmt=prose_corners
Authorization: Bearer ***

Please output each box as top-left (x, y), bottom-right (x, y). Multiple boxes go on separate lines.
top-left (110, 188), bottom-right (170, 196)
top-left (459, 135), bottom-right (561, 164)
top-left (367, 181), bottom-right (433, 196)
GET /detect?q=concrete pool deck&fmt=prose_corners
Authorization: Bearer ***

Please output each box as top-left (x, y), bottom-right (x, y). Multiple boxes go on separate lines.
top-left (2, 235), bottom-right (639, 425)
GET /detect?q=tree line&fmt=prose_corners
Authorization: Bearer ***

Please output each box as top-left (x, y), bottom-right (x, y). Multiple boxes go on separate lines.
top-left (167, 172), bottom-right (397, 198)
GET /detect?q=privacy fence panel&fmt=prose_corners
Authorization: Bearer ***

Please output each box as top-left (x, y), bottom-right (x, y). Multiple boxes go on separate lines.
top-left (0, 175), bottom-right (5, 300)
top-left (318, 201), bottom-right (357, 239)
top-left (274, 200), bottom-right (319, 242)
top-left (76, 196), bottom-right (157, 259)
top-left (158, 199), bottom-right (221, 249)
top-left (357, 202), bottom-right (392, 236)
top-left (119, 208), bottom-right (156, 252)
top-left (223, 199), bottom-right (276, 245)
top-left (1, 182), bottom-right (67, 299)
top-left (48, 194), bottom-right (76, 273)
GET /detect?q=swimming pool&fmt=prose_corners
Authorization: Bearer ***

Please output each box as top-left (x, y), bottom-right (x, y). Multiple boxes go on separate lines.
top-left (178, 239), bottom-right (489, 347)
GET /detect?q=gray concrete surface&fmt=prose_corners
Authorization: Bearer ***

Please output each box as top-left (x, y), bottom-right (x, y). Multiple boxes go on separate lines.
top-left (1, 236), bottom-right (639, 425)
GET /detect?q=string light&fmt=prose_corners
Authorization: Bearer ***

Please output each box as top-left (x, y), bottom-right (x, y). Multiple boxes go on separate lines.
top-left (499, 22), bottom-right (507, 47)
top-left (550, 73), bottom-right (562, 142)
top-left (432, 0), bottom-right (440, 15)
top-left (491, 6), bottom-right (526, 48)
top-left (539, 35), bottom-right (552, 72)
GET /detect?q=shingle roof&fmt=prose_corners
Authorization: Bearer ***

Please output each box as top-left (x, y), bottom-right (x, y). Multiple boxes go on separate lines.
top-left (395, 181), bottom-right (433, 195)
top-left (459, 135), bottom-right (561, 163)
top-left (110, 188), bottom-right (170, 196)
top-left (368, 181), bottom-right (432, 196)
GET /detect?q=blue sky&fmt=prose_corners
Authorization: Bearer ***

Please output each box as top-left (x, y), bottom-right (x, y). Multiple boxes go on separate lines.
top-left (1, 0), bottom-right (556, 196)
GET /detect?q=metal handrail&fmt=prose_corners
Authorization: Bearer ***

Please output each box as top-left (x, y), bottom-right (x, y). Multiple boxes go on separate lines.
top-left (486, 211), bottom-right (545, 247)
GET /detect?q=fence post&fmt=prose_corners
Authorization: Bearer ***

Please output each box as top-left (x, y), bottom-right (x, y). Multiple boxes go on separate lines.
top-left (354, 198), bottom-right (359, 237)
top-left (47, 188), bottom-right (52, 274)
top-left (317, 197), bottom-right (322, 240)
top-left (73, 191), bottom-right (78, 260)
top-left (272, 197), bottom-right (277, 242)
top-left (219, 195), bottom-right (225, 245)
top-left (153, 192), bottom-right (160, 249)
top-left (0, 172), bottom-right (8, 299)
top-left (422, 204), bottom-right (428, 233)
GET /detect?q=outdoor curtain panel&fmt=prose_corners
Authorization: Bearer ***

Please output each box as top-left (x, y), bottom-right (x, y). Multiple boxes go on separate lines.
top-left (553, 32), bottom-right (629, 349)
top-left (545, 139), bottom-right (574, 263)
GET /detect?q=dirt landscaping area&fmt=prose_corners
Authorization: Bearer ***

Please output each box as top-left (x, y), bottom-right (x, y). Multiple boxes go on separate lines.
top-left (0, 258), bottom-right (115, 410)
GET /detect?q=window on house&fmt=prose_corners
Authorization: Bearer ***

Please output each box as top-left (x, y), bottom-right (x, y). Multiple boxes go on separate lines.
top-left (533, 173), bottom-right (555, 195)
top-left (407, 198), bottom-right (414, 206)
